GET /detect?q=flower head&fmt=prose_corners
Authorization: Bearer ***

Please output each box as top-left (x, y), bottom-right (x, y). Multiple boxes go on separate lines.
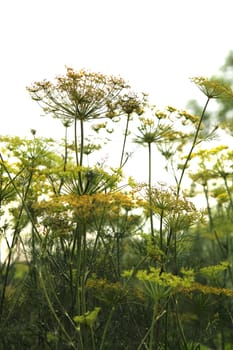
top-left (191, 76), bottom-right (233, 99)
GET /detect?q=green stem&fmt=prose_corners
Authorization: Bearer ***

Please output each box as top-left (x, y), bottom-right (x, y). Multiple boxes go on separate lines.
top-left (203, 182), bottom-right (214, 232)
top-left (38, 268), bottom-right (76, 349)
top-left (161, 228), bottom-right (173, 276)
top-left (89, 211), bottom-right (107, 272)
top-left (148, 142), bottom-right (154, 241)
top-left (136, 326), bottom-right (151, 350)
top-left (99, 254), bottom-right (150, 350)
top-left (64, 124), bottom-right (69, 171)
top-left (80, 119), bottom-right (84, 167)
top-left (137, 303), bottom-right (166, 350)
top-left (173, 296), bottom-right (188, 350)
top-left (74, 225), bottom-right (82, 316)
top-left (99, 306), bottom-right (115, 350)
top-left (58, 124), bottom-right (69, 193)
top-left (74, 117), bottom-right (84, 194)
top-left (120, 113), bottom-right (130, 167)
top-left (90, 326), bottom-right (96, 350)
top-left (0, 169), bottom-right (33, 319)
top-left (159, 210), bottom-right (163, 251)
top-left (149, 302), bottom-right (158, 350)
top-left (116, 232), bottom-right (121, 278)
top-left (0, 155), bottom-right (41, 241)
top-left (177, 97), bottom-right (210, 197)
top-left (223, 175), bottom-right (233, 212)
top-left (81, 223), bottom-right (87, 315)
top-left (164, 302), bottom-right (168, 350)
top-left (159, 210), bottom-right (164, 274)
top-left (78, 119), bottom-right (85, 193)
top-left (74, 117), bottom-right (79, 167)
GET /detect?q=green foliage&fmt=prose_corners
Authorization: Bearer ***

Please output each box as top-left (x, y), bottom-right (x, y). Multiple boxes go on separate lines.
top-left (74, 307), bottom-right (101, 327)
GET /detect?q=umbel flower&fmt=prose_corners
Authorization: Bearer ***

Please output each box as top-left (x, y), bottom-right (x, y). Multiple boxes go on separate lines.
top-left (191, 76), bottom-right (233, 99)
top-left (27, 67), bottom-right (145, 123)
top-left (134, 116), bottom-right (174, 145)
top-left (140, 184), bottom-right (204, 229)
top-left (117, 92), bottom-right (147, 116)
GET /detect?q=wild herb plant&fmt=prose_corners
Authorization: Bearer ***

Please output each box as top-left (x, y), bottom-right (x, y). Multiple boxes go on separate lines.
top-left (1, 67), bottom-right (233, 349)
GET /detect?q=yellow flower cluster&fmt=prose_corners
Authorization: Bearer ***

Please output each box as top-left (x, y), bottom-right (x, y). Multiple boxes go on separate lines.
top-left (136, 267), bottom-right (195, 290)
top-left (35, 191), bottom-right (137, 223)
top-left (178, 110), bottom-right (200, 124)
top-left (86, 278), bottom-right (125, 304)
top-left (199, 261), bottom-right (230, 278)
top-left (191, 76), bottom-right (233, 99)
top-left (184, 282), bottom-right (233, 297)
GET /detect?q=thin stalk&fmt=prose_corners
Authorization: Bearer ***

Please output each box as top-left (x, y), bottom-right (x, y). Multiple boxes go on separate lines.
top-left (120, 113), bottom-right (130, 167)
top-left (214, 230), bottom-right (227, 258)
top-left (89, 209), bottom-right (108, 272)
top-left (203, 182), bottom-right (217, 260)
top-left (81, 223), bottom-right (87, 315)
top-left (58, 124), bottom-right (69, 193)
top-left (99, 234), bottom-right (119, 280)
top-left (64, 124), bottom-right (69, 171)
top-left (0, 154), bottom-right (41, 241)
top-left (69, 227), bottom-right (78, 314)
top-left (100, 255), bottom-right (150, 350)
top-left (148, 142), bottom-right (154, 241)
top-left (222, 175), bottom-right (233, 211)
top-left (177, 97), bottom-right (210, 197)
top-left (149, 302), bottom-right (158, 350)
top-left (74, 117), bottom-right (79, 167)
top-left (74, 223), bottom-right (88, 348)
top-left (77, 119), bottom-right (84, 193)
top-left (159, 210), bottom-right (164, 251)
top-left (174, 230), bottom-right (178, 274)
top-left (99, 306), bottom-right (115, 350)
top-left (164, 303), bottom-right (168, 350)
top-left (74, 225), bottom-right (82, 316)
top-left (79, 119), bottom-right (84, 167)
top-left (136, 326), bottom-right (151, 350)
top-left (203, 182), bottom-right (214, 232)
top-left (136, 305), bottom-right (166, 350)
top-left (159, 210), bottom-right (165, 275)
top-left (116, 232), bottom-right (121, 278)
top-left (90, 326), bottom-right (96, 350)
top-left (40, 262), bottom-right (83, 348)
top-left (0, 170), bottom-right (33, 319)
top-left (38, 269), bottom-right (77, 350)
top-left (161, 228), bottom-right (173, 275)
top-left (173, 296), bottom-right (188, 350)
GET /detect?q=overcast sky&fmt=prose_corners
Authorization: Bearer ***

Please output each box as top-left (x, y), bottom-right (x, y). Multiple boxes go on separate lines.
top-left (1, 0), bottom-right (233, 137)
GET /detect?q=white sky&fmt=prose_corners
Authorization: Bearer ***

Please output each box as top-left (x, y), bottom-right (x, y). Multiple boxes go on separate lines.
top-left (1, 0), bottom-right (233, 137)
